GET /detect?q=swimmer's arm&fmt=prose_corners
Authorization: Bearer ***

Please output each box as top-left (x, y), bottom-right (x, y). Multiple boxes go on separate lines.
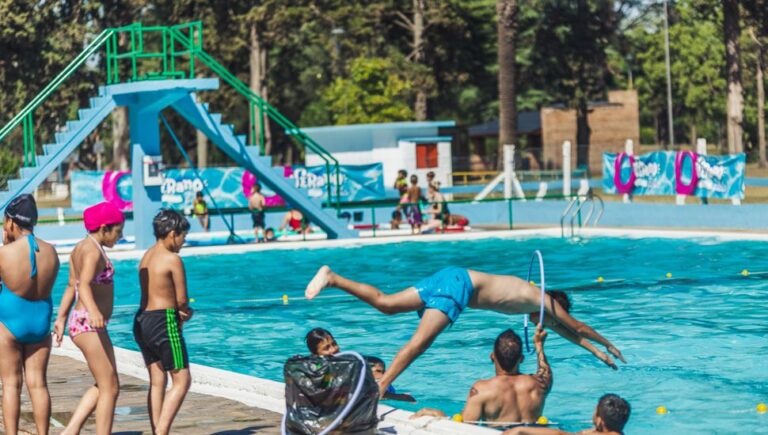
top-left (548, 322), bottom-right (617, 370)
top-left (544, 297), bottom-right (626, 363)
top-left (169, 255), bottom-right (192, 320)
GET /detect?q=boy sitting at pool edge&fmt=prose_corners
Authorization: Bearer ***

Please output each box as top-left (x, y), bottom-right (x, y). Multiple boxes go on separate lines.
top-left (305, 265), bottom-right (625, 397)
top-left (134, 210), bottom-right (193, 435)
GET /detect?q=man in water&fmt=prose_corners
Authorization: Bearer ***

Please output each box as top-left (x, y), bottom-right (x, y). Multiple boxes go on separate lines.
top-left (305, 266), bottom-right (624, 396)
top-left (502, 393), bottom-right (631, 435)
top-left (412, 327), bottom-right (551, 426)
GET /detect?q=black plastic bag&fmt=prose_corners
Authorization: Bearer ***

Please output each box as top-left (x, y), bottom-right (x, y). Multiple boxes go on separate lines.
top-left (283, 352), bottom-right (379, 435)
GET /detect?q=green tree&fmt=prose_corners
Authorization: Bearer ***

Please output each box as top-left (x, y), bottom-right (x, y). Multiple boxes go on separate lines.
top-left (322, 56), bottom-right (414, 125)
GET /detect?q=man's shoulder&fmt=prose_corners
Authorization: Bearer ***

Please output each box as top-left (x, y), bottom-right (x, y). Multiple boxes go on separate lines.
top-left (494, 374), bottom-right (542, 391)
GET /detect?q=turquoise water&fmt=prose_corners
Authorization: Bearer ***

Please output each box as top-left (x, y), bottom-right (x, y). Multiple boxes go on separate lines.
top-left (51, 236), bottom-right (768, 434)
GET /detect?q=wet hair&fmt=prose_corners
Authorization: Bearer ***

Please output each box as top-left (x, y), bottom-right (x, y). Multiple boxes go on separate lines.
top-left (410, 174), bottom-right (418, 183)
top-left (426, 171), bottom-right (435, 178)
top-left (391, 210), bottom-right (402, 219)
top-left (252, 183), bottom-right (261, 193)
top-left (365, 356), bottom-right (386, 369)
top-left (305, 328), bottom-right (334, 355)
top-left (152, 209), bottom-right (191, 239)
top-left (493, 329), bottom-right (523, 372)
top-left (196, 191), bottom-right (204, 198)
top-left (597, 394), bottom-right (631, 432)
top-left (398, 169), bottom-right (407, 177)
top-left (548, 290), bottom-right (571, 313)
top-left (91, 223), bottom-right (120, 235)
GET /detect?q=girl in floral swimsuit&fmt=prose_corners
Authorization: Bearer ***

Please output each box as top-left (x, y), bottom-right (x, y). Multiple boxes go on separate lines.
top-left (53, 202), bottom-right (124, 435)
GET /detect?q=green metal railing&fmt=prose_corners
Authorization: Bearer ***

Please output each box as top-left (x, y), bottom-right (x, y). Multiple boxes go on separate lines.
top-left (0, 28), bottom-right (115, 168)
top-left (0, 21), bottom-right (342, 209)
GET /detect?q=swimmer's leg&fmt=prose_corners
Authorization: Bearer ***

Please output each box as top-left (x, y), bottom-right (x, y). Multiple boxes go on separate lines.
top-left (378, 309), bottom-right (450, 396)
top-left (305, 266), bottom-right (423, 314)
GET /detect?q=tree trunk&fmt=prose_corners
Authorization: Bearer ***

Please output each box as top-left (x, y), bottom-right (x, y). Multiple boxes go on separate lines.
top-left (496, 0), bottom-right (518, 170)
top-left (196, 129), bottom-right (208, 168)
top-left (576, 97), bottom-right (590, 168)
top-left (724, 0), bottom-right (744, 154)
top-left (250, 23), bottom-right (273, 156)
top-left (690, 122), bottom-right (697, 147)
top-left (413, 0), bottom-right (427, 121)
top-left (758, 43), bottom-right (767, 167)
top-left (111, 106), bottom-right (129, 171)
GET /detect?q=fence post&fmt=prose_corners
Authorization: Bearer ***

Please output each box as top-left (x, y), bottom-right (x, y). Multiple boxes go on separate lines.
top-left (503, 144), bottom-right (514, 199)
top-left (623, 139), bottom-right (633, 203)
top-left (371, 207), bottom-right (376, 238)
top-left (562, 141), bottom-right (571, 197)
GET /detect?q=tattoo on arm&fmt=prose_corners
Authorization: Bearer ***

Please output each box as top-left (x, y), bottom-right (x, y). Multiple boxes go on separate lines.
top-left (535, 345), bottom-right (553, 393)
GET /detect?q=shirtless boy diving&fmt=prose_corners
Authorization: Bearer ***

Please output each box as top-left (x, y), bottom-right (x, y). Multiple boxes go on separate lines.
top-left (305, 266), bottom-right (625, 396)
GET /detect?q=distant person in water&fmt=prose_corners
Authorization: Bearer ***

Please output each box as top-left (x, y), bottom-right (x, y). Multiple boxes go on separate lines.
top-left (390, 210), bottom-right (403, 230)
top-left (192, 191), bottom-right (209, 232)
top-left (502, 394), bottom-right (631, 435)
top-left (305, 266), bottom-right (624, 396)
top-left (413, 327), bottom-right (551, 425)
top-left (366, 356), bottom-right (416, 403)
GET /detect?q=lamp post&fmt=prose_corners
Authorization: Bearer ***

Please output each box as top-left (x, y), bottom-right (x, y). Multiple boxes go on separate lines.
top-left (331, 27), bottom-right (345, 77)
top-left (663, 0), bottom-right (675, 149)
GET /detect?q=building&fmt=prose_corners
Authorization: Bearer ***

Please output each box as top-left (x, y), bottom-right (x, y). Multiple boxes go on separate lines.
top-left (467, 90), bottom-right (640, 174)
top-left (302, 121), bottom-right (455, 189)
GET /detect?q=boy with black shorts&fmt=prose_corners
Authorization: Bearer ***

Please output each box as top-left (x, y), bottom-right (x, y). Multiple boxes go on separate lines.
top-left (134, 209), bottom-right (193, 435)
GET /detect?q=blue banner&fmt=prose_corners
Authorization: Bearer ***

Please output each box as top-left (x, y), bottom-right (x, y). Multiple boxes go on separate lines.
top-left (602, 151), bottom-right (745, 199)
top-left (694, 154), bottom-right (746, 199)
top-left (71, 163), bottom-right (386, 211)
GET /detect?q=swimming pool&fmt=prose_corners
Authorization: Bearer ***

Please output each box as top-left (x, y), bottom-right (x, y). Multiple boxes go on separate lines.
top-left (51, 235), bottom-right (768, 434)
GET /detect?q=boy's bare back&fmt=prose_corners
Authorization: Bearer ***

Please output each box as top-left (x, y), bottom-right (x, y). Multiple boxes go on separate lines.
top-left (472, 375), bottom-right (547, 423)
top-left (139, 245), bottom-right (187, 311)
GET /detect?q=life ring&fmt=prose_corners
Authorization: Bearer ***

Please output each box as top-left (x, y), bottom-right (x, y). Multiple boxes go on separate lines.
top-left (675, 151), bottom-right (698, 195)
top-left (241, 170), bottom-right (286, 207)
top-left (102, 171), bottom-right (132, 211)
top-left (613, 152), bottom-right (636, 194)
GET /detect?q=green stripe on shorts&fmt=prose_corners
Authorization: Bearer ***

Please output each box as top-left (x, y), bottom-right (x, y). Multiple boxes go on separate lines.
top-left (165, 309), bottom-right (184, 370)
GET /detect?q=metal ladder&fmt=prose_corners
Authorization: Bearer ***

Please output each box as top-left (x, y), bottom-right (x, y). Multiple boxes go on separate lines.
top-left (560, 189), bottom-right (604, 237)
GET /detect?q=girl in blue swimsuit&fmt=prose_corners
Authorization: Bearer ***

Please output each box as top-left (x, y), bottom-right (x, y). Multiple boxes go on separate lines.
top-left (0, 194), bottom-right (60, 434)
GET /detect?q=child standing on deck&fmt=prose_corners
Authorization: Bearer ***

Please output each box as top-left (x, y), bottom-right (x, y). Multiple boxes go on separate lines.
top-left (134, 209), bottom-right (193, 435)
top-left (406, 174), bottom-right (423, 234)
top-left (192, 191), bottom-right (209, 232)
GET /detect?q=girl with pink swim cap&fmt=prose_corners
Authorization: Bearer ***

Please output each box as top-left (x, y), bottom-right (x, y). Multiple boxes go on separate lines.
top-left (53, 201), bottom-right (124, 435)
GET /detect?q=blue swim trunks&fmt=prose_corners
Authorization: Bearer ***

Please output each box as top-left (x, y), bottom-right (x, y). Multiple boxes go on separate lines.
top-left (415, 267), bottom-right (474, 324)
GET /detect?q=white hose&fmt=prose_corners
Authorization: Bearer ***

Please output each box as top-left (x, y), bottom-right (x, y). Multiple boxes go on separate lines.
top-left (282, 351), bottom-right (369, 435)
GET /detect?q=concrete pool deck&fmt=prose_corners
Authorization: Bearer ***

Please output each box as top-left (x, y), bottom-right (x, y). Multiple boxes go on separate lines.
top-left (3, 353), bottom-right (283, 434)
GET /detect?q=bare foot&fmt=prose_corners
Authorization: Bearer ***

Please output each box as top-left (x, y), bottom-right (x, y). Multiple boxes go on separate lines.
top-left (305, 265), bottom-right (332, 300)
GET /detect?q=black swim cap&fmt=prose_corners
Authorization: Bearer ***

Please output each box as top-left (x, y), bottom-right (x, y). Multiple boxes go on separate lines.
top-left (5, 194), bottom-right (38, 229)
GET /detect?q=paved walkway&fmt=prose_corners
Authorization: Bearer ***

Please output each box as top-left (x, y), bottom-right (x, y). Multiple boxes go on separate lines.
top-left (2, 355), bottom-right (282, 434)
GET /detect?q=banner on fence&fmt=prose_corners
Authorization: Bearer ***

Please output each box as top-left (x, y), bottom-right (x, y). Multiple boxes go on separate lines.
top-left (602, 151), bottom-right (745, 199)
top-left (71, 163), bottom-right (386, 211)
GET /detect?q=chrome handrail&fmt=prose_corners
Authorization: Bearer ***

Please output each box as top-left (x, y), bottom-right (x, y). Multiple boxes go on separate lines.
top-left (560, 197), bottom-right (578, 238)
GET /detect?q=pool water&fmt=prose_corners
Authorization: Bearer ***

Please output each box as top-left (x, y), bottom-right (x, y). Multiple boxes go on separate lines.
top-left (51, 236), bottom-right (768, 434)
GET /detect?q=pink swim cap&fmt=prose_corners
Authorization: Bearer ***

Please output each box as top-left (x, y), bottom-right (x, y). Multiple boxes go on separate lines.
top-left (83, 202), bottom-right (125, 232)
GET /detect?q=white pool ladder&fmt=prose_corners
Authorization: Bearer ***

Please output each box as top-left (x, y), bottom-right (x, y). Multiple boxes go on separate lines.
top-left (560, 190), bottom-right (604, 237)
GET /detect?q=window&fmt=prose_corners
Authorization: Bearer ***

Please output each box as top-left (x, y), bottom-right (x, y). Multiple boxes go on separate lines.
top-left (416, 143), bottom-right (438, 168)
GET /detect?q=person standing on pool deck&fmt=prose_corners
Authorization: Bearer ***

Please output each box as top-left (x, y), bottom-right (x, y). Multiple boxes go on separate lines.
top-left (192, 191), bottom-right (209, 232)
top-left (406, 174), bottom-right (423, 234)
top-left (412, 327), bottom-right (551, 425)
top-left (0, 194), bottom-right (60, 435)
top-left (502, 393), bottom-right (631, 435)
top-left (305, 266), bottom-right (625, 396)
top-left (248, 183), bottom-right (266, 243)
top-left (134, 209), bottom-right (193, 435)
top-left (54, 201), bottom-right (124, 435)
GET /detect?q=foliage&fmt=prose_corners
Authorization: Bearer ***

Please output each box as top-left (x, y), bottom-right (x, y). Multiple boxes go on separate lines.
top-left (321, 56), bottom-right (414, 125)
